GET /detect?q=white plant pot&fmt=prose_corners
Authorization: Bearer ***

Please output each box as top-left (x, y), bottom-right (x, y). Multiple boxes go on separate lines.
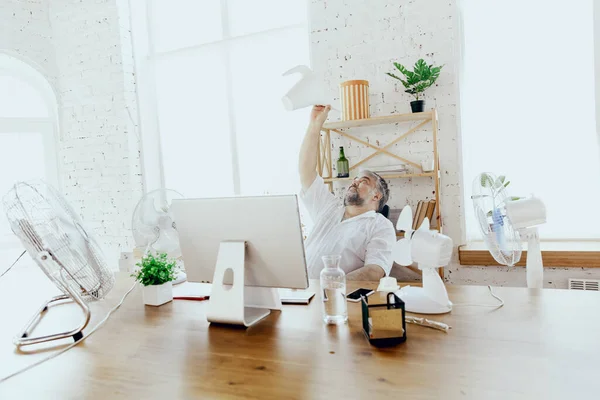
top-left (142, 281), bottom-right (173, 306)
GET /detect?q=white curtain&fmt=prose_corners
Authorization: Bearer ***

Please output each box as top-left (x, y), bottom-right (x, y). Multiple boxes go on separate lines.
top-left (148, 0), bottom-right (310, 198)
top-left (460, 0), bottom-right (600, 240)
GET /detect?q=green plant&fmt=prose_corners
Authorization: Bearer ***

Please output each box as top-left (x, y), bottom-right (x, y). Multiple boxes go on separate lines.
top-left (386, 59), bottom-right (443, 100)
top-left (131, 252), bottom-right (177, 286)
top-left (474, 173), bottom-right (522, 216)
top-left (480, 173), bottom-right (511, 191)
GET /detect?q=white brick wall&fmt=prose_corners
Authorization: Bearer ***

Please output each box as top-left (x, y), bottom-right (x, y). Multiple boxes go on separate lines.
top-left (1, 0), bottom-right (142, 265)
top-left (310, 0), bottom-right (464, 271)
top-left (48, 0), bottom-right (143, 264)
top-left (309, 0), bottom-right (599, 288)
top-left (0, 0), bottom-right (57, 84)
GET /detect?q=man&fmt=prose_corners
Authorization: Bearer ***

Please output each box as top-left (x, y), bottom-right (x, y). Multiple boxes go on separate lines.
top-left (299, 105), bottom-right (397, 280)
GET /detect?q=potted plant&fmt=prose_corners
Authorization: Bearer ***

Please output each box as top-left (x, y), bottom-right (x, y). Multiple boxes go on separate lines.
top-left (386, 59), bottom-right (442, 113)
top-left (132, 252), bottom-right (177, 306)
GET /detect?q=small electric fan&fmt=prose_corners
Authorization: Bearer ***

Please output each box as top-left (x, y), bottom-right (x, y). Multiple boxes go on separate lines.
top-left (471, 173), bottom-right (546, 288)
top-left (2, 181), bottom-right (115, 346)
top-left (131, 189), bottom-right (186, 284)
top-left (392, 205), bottom-right (453, 314)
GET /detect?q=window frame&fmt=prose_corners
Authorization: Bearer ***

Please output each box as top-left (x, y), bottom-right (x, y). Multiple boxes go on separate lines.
top-left (128, 0), bottom-right (309, 195)
top-left (0, 52), bottom-right (60, 249)
top-left (456, 0), bottom-right (600, 267)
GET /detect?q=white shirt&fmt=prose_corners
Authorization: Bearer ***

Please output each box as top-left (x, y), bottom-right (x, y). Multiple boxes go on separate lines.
top-left (300, 175), bottom-right (397, 279)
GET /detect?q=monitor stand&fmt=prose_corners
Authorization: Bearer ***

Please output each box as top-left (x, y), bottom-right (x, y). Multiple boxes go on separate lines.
top-left (206, 241), bottom-right (281, 327)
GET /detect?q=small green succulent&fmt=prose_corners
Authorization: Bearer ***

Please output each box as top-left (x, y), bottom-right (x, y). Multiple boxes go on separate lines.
top-left (131, 252), bottom-right (177, 286)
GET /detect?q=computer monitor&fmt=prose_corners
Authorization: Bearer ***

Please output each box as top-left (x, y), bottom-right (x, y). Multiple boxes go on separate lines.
top-left (171, 194), bottom-right (309, 327)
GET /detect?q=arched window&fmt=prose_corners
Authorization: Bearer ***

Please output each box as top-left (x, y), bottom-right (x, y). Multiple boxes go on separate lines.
top-left (0, 53), bottom-right (59, 248)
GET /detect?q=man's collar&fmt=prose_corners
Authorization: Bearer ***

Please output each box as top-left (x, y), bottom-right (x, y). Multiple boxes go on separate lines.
top-left (340, 209), bottom-right (376, 222)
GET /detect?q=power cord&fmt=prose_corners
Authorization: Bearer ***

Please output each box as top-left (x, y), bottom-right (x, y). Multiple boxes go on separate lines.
top-left (487, 285), bottom-right (505, 307)
top-left (404, 286), bottom-right (504, 334)
top-left (0, 250), bottom-right (26, 280)
top-left (453, 285), bottom-right (505, 308)
top-left (0, 281), bottom-right (138, 384)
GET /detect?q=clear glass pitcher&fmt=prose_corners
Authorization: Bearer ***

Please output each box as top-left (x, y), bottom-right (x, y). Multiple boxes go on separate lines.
top-left (320, 255), bottom-right (348, 324)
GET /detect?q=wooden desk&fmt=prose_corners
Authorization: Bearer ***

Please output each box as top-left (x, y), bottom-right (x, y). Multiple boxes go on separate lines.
top-left (2, 266), bottom-right (600, 399)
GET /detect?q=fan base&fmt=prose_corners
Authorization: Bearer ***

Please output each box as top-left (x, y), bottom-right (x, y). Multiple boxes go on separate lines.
top-left (396, 286), bottom-right (452, 314)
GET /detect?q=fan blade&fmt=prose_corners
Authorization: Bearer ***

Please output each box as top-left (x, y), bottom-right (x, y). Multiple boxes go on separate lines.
top-left (151, 216), bottom-right (181, 255)
top-left (392, 238), bottom-right (413, 266)
top-left (472, 172), bottom-right (523, 267)
top-left (417, 217), bottom-right (430, 231)
top-left (396, 205), bottom-right (413, 231)
top-left (151, 227), bottom-right (181, 255)
top-left (140, 195), bottom-right (161, 226)
top-left (56, 208), bottom-right (98, 273)
top-left (154, 192), bottom-right (171, 215)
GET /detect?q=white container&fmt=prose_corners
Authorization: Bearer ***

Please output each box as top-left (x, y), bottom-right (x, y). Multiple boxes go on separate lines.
top-left (142, 281), bottom-right (173, 306)
top-left (421, 160), bottom-right (435, 173)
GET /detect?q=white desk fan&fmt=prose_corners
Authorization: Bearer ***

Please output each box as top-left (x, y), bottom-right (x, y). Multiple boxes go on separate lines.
top-left (132, 189), bottom-right (186, 284)
top-left (392, 205), bottom-right (453, 314)
top-left (2, 181), bottom-right (115, 346)
top-left (471, 173), bottom-right (546, 288)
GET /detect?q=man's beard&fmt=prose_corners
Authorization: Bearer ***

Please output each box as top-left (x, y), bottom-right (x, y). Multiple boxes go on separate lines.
top-left (344, 187), bottom-right (364, 206)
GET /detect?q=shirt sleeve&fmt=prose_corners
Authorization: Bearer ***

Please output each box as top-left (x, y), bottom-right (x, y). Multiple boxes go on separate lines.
top-left (299, 175), bottom-right (338, 222)
top-left (364, 217), bottom-right (397, 276)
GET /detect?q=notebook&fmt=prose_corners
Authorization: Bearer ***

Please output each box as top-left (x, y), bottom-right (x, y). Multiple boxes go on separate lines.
top-left (278, 289), bottom-right (316, 304)
top-left (173, 282), bottom-right (212, 297)
top-left (425, 200), bottom-right (436, 225)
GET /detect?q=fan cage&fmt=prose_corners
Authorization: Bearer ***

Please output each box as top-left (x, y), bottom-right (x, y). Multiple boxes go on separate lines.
top-left (2, 181), bottom-right (114, 301)
top-left (131, 188), bottom-right (183, 248)
top-left (471, 173), bottom-right (522, 266)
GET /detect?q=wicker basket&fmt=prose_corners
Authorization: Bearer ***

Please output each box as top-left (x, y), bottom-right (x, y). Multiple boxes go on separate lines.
top-left (340, 80), bottom-right (370, 121)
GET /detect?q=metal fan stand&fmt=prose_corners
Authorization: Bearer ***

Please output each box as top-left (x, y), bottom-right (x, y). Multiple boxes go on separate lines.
top-left (14, 251), bottom-right (90, 346)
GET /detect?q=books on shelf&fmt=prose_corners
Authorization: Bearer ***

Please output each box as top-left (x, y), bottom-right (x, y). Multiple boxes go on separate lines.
top-left (390, 199), bottom-right (437, 237)
top-left (366, 164), bottom-right (408, 175)
top-left (368, 164), bottom-right (406, 172)
top-left (412, 199), bottom-right (436, 230)
top-left (425, 200), bottom-right (436, 222)
top-left (378, 171), bottom-right (408, 177)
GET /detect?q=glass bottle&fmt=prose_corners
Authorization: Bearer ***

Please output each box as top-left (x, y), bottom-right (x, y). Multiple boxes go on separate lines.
top-left (320, 255), bottom-right (348, 324)
top-left (337, 147), bottom-right (350, 178)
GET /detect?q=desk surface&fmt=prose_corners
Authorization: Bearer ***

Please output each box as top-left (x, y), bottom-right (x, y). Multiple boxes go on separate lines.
top-left (2, 266), bottom-right (600, 400)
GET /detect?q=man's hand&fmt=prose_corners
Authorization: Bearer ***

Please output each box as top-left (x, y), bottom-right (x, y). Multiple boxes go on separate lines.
top-left (299, 105), bottom-right (331, 190)
top-left (309, 105), bottom-right (331, 128)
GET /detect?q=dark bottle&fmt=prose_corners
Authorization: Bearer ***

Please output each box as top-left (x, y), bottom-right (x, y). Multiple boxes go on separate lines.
top-left (337, 146), bottom-right (350, 178)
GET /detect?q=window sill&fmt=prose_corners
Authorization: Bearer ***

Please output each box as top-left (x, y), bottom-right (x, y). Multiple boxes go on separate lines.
top-left (458, 241), bottom-right (600, 268)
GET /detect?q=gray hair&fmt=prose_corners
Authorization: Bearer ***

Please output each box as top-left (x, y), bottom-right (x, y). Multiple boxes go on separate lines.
top-left (362, 170), bottom-right (390, 213)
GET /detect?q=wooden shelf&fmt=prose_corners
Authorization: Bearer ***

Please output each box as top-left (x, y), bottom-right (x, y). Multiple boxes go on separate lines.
top-left (316, 109), bottom-right (443, 278)
top-left (323, 172), bottom-right (435, 183)
top-left (322, 111), bottom-right (433, 130)
top-left (316, 109), bottom-right (442, 239)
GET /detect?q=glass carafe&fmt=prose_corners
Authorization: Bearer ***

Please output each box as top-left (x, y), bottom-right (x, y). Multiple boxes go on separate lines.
top-left (320, 255), bottom-right (348, 324)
